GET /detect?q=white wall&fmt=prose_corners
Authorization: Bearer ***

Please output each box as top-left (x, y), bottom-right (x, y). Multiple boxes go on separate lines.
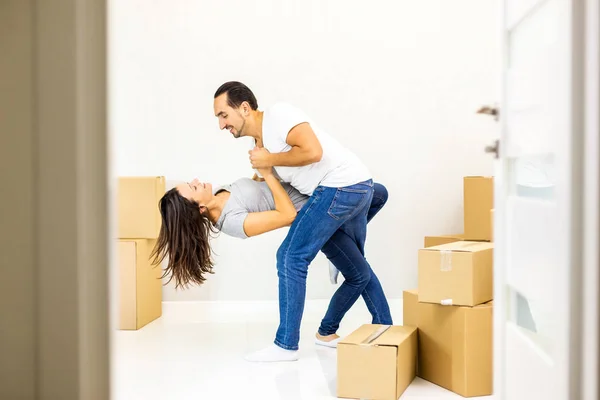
top-left (109, 0), bottom-right (498, 301)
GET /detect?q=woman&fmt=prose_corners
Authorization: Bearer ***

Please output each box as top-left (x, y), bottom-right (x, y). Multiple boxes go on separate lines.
top-left (151, 165), bottom-right (392, 355)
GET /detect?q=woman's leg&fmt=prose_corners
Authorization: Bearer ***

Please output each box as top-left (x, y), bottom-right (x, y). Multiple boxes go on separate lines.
top-left (367, 182), bottom-right (388, 223)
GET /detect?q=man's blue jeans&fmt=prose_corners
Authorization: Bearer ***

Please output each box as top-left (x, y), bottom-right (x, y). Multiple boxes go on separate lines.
top-left (318, 183), bottom-right (393, 336)
top-left (275, 180), bottom-right (389, 350)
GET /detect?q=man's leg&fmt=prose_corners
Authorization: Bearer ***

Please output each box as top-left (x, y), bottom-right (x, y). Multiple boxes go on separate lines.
top-left (328, 182), bottom-right (388, 284)
top-left (275, 182), bottom-right (374, 348)
top-left (317, 182), bottom-right (392, 344)
top-left (318, 229), bottom-right (392, 339)
top-left (244, 181), bottom-right (374, 362)
top-left (358, 182), bottom-right (392, 323)
top-left (362, 271), bottom-right (393, 324)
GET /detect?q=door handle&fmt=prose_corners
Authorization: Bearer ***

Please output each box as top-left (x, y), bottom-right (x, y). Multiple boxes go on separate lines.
top-left (477, 105), bottom-right (499, 121)
top-left (485, 139), bottom-right (500, 159)
top-left (478, 104), bottom-right (499, 158)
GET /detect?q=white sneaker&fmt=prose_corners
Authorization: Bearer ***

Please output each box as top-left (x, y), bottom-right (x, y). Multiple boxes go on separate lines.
top-left (315, 337), bottom-right (340, 348)
top-left (244, 344), bottom-right (299, 363)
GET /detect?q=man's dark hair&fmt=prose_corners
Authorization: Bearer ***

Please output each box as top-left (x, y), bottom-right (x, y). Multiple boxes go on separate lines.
top-left (214, 81), bottom-right (258, 110)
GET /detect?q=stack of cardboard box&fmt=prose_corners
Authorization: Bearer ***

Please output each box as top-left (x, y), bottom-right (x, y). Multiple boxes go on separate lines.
top-left (404, 176), bottom-right (495, 397)
top-left (117, 176), bottom-right (166, 330)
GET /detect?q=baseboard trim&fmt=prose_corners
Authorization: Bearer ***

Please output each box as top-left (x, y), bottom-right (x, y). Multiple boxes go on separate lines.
top-left (160, 299), bottom-right (404, 324)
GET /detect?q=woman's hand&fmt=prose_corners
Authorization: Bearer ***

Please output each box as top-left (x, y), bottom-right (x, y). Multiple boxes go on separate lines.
top-left (257, 165), bottom-right (273, 177)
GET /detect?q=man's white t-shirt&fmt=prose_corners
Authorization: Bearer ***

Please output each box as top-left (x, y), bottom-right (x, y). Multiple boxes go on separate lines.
top-left (253, 102), bottom-right (371, 196)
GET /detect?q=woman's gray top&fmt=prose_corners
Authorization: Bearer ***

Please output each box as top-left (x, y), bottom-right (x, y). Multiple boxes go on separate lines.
top-left (213, 178), bottom-right (308, 239)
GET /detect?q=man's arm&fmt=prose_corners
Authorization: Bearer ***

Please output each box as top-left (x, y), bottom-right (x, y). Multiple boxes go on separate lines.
top-left (269, 122), bottom-right (323, 167)
top-left (248, 122), bottom-right (323, 169)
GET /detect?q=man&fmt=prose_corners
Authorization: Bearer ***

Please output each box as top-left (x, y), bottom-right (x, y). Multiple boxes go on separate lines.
top-left (213, 81), bottom-right (392, 362)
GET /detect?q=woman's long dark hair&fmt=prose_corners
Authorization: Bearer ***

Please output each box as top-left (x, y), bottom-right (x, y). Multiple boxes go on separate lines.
top-left (151, 188), bottom-right (218, 289)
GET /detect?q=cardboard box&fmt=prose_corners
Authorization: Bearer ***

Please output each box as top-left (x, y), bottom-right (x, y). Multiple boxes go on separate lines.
top-left (424, 234), bottom-right (464, 248)
top-left (490, 209), bottom-right (495, 242)
top-left (464, 176), bottom-right (494, 241)
top-left (338, 324), bottom-right (417, 400)
top-left (118, 239), bottom-right (162, 330)
top-left (418, 241), bottom-right (494, 306)
top-left (118, 176), bottom-right (166, 239)
top-left (403, 290), bottom-right (493, 397)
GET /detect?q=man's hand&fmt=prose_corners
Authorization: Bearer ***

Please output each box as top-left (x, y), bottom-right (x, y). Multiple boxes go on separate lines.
top-left (249, 146), bottom-right (272, 169)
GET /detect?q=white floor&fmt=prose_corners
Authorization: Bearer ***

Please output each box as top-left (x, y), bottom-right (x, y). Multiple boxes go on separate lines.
top-left (113, 299), bottom-right (496, 400)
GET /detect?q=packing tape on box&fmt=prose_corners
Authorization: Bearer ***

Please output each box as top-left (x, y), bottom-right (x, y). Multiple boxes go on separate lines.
top-left (356, 325), bottom-right (392, 398)
top-left (440, 250), bottom-right (452, 271)
top-left (441, 299), bottom-right (453, 306)
top-left (360, 325), bottom-right (392, 346)
top-left (356, 325), bottom-right (393, 398)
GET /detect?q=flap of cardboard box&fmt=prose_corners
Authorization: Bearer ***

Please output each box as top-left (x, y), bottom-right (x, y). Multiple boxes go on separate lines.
top-left (476, 300), bottom-right (494, 308)
top-left (407, 288), bottom-right (494, 311)
top-left (421, 241), bottom-right (494, 253)
top-left (428, 234), bottom-right (464, 239)
top-left (340, 324), bottom-right (417, 347)
top-left (424, 234), bottom-right (465, 248)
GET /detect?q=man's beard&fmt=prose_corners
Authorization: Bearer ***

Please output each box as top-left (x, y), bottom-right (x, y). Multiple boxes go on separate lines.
top-left (234, 115), bottom-right (246, 138)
